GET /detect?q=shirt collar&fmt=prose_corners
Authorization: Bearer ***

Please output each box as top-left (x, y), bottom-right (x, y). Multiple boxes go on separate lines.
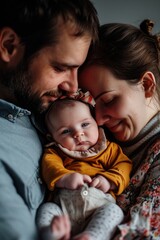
top-left (0, 99), bottom-right (31, 122)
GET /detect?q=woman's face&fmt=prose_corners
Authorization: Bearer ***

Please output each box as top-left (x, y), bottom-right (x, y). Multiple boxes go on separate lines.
top-left (79, 65), bottom-right (152, 142)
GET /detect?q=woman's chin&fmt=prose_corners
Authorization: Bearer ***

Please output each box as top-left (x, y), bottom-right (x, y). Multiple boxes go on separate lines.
top-left (114, 131), bottom-right (131, 142)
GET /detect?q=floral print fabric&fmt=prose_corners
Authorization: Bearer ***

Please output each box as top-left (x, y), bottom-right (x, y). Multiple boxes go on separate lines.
top-left (115, 139), bottom-right (160, 239)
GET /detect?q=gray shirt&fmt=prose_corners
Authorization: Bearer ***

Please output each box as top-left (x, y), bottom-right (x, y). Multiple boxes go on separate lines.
top-left (0, 99), bottom-right (46, 240)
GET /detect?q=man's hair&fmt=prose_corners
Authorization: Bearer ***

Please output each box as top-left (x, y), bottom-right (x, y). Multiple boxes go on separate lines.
top-left (0, 0), bottom-right (99, 57)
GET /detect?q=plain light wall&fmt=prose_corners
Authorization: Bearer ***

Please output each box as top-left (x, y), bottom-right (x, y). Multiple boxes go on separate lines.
top-left (92, 0), bottom-right (160, 34)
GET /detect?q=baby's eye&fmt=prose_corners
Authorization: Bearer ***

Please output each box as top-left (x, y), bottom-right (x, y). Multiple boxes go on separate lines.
top-left (82, 122), bottom-right (90, 128)
top-left (61, 129), bottom-right (70, 135)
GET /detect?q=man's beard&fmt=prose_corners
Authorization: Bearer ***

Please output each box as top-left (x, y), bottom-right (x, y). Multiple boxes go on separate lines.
top-left (0, 59), bottom-right (46, 114)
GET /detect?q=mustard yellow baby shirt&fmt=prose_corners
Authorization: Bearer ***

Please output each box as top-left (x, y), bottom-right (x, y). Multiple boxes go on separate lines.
top-left (42, 128), bottom-right (132, 197)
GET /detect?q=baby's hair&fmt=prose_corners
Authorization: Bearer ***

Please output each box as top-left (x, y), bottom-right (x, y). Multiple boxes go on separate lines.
top-left (45, 98), bottom-right (95, 129)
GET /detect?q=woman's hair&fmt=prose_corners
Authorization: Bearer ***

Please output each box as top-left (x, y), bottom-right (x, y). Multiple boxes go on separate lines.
top-left (82, 23), bottom-right (160, 102)
top-left (0, 0), bottom-right (99, 57)
top-left (139, 19), bottom-right (154, 34)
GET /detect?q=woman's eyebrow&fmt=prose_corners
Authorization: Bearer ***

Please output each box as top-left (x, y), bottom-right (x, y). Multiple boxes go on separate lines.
top-left (95, 90), bottom-right (114, 100)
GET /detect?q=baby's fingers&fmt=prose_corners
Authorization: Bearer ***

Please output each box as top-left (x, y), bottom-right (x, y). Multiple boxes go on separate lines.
top-left (82, 174), bottom-right (92, 184)
top-left (90, 177), bottom-right (100, 188)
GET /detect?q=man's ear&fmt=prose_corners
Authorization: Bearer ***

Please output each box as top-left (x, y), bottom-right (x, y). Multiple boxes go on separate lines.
top-left (141, 71), bottom-right (156, 98)
top-left (0, 27), bottom-right (20, 62)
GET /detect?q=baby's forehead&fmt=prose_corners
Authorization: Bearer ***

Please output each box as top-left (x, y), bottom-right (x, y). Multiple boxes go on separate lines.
top-left (50, 101), bottom-right (89, 121)
top-left (51, 99), bottom-right (88, 112)
top-left (46, 100), bottom-right (88, 125)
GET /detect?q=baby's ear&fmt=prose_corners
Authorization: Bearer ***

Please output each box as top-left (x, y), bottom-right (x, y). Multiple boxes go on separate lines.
top-left (45, 133), bottom-right (56, 148)
top-left (46, 133), bottom-right (53, 142)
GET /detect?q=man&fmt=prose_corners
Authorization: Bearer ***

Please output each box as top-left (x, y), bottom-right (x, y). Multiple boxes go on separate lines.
top-left (0, 1), bottom-right (99, 239)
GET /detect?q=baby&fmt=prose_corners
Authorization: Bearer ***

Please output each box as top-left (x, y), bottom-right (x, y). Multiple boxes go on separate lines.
top-left (37, 92), bottom-right (132, 240)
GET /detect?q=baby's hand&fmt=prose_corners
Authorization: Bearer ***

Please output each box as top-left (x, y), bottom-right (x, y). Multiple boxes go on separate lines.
top-left (90, 175), bottom-right (111, 193)
top-left (56, 172), bottom-right (92, 189)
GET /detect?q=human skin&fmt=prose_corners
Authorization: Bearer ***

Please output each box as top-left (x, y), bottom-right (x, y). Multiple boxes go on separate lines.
top-left (46, 100), bottom-right (113, 191)
top-left (47, 100), bottom-right (99, 151)
top-left (46, 100), bottom-right (114, 240)
top-left (77, 22), bottom-right (160, 239)
top-left (0, 16), bottom-right (92, 240)
top-left (0, 17), bottom-right (91, 113)
top-left (51, 215), bottom-right (71, 240)
top-left (79, 65), bottom-right (159, 142)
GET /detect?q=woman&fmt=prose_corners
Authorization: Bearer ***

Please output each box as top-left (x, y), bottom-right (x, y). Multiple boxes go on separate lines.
top-left (79, 23), bottom-right (160, 239)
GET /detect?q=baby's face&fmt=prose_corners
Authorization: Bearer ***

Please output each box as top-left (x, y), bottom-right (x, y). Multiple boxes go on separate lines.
top-left (50, 101), bottom-right (99, 151)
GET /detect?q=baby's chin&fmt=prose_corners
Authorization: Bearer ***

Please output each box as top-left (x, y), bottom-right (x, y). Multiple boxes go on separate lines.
top-left (72, 143), bottom-right (91, 152)
top-left (66, 142), bottom-right (93, 151)
top-left (76, 146), bottom-right (90, 151)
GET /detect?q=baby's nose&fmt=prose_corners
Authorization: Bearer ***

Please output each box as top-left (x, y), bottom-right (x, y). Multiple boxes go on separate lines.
top-left (74, 132), bottom-right (84, 141)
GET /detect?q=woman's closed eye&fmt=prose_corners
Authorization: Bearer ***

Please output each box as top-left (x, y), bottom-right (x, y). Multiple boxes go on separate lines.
top-left (101, 96), bottom-right (116, 106)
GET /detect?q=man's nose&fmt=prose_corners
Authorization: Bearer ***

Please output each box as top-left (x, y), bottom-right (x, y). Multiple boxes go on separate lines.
top-left (59, 70), bottom-right (78, 93)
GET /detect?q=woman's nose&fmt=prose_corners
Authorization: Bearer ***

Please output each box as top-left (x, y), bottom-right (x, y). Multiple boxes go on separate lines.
top-left (95, 110), bottom-right (105, 126)
top-left (96, 111), bottom-right (111, 126)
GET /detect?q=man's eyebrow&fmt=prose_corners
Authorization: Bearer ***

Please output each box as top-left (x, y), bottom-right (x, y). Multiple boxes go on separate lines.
top-left (52, 61), bottom-right (80, 68)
